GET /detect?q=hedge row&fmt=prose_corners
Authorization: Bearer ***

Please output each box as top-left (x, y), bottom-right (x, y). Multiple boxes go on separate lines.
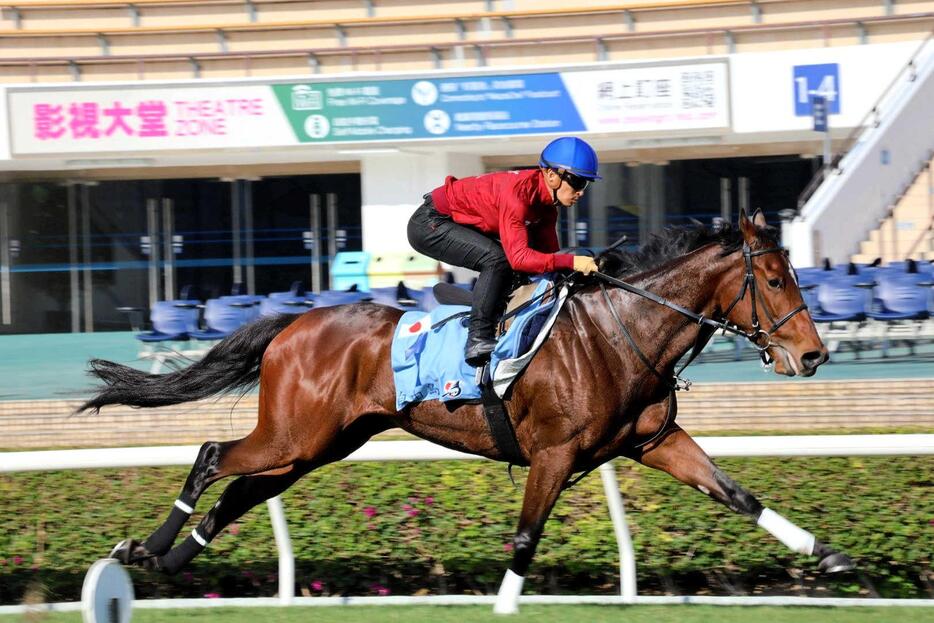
top-left (0, 455), bottom-right (930, 604)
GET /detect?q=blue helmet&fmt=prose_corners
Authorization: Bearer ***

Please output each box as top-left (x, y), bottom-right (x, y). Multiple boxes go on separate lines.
top-left (538, 137), bottom-right (601, 180)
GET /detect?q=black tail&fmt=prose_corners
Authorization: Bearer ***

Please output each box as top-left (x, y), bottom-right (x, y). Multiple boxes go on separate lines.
top-left (77, 313), bottom-right (301, 414)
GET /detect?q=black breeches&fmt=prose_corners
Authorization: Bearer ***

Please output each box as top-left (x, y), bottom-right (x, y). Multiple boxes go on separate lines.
top-left (407, 199), bottom-right (512, 338)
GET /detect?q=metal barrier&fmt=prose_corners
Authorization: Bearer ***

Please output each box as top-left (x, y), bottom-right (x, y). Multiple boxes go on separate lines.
top-left (1, 435), bottom-right (933, 611)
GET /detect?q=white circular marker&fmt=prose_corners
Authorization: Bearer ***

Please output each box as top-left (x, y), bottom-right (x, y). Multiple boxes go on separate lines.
top-left (82, 559), bottom-right (134, 623)
top-left (303, 114), bottom-right (330, 139)
top-left (411, 80), bottom-right (438, 106)
top-left (424, 109), bottom-right (451, 135)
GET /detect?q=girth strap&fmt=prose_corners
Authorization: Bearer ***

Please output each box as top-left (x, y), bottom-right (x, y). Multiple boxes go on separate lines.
top-left (479, 364), bottom-right (524, 465)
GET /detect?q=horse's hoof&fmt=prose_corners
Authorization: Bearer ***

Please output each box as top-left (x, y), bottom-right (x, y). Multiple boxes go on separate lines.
top-left (109, 539), bottom-right (132, 563)
top-left (109, 539), bottom-right (153, 566)
top-left (819, 551), bottom-right (855, 573)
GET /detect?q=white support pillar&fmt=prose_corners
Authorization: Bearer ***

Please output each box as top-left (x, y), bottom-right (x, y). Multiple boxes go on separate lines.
top-left (266, 496), bottom-right (294, 605)
top-left (360, 151), bottom-right (484, 255)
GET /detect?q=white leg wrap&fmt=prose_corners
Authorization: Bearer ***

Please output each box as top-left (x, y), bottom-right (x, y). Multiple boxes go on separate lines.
top-left (174, 499), bottom-right (194, 514)
top-left (493, 570), bottom-right (524, 615)
top-left (190, 529), bottom-right (208, 547)
top-left (757, 508), bottom-right (815, 555)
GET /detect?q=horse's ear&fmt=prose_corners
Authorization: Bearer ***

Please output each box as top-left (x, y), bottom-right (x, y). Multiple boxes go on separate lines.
top-left (739, 209), bottom-right (756, 242)
top-left (752, 208), bottom-right (768, 228)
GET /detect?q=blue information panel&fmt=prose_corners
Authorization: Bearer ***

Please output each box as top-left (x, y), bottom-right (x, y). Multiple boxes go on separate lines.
top-left (793, 63), bottom-right (841, 116)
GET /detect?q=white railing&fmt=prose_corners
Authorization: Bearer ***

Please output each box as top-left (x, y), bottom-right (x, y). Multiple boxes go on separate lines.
top-left (1, 435), bottom-right (933, 612)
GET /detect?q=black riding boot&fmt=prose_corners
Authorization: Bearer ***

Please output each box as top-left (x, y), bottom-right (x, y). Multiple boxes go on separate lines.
top-left (465, 321), bottom-right (496, 367)
top-left (464, 263), bottom-right (511, 367)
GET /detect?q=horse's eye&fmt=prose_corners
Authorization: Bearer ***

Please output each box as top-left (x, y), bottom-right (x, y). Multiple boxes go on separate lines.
top-left (768, 278), bottom-right (782, 289)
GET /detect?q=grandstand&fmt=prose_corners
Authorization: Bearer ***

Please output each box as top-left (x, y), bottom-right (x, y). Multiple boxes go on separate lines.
top-left (0, 0), bottom-right (930, 80)
top-left (0, 0), bottom-right (928, 354)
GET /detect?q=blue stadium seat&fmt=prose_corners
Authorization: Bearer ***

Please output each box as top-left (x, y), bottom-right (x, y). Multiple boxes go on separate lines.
top-left (799, 283), bottom-right (821, 312)
top-left (135, 301), bottom-right (200, 343)
top-left (189, 298), bottom-right (255, 340)
top-left (267, 281), bottom-right (306, 302)
top-left (218, 294), bottom-right (263, 322)
top-left (367, 282), bottom-right (423, 310)
top-left (868, 271), bottom-right (931, 321)
top-left (259, 296), bottom-right (310, 317)
top-left (312, 289), bottom-right (372, 308)
top-left (261, 282), bottom-right (310, 316)
top-left (795, 267), bottom-right (834, 289)
top-left (811, 275), bottom-right (871, 322)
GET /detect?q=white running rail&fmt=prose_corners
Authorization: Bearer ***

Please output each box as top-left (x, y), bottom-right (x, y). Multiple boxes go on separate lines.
top-left (1, 435), bottom-right (933, 612)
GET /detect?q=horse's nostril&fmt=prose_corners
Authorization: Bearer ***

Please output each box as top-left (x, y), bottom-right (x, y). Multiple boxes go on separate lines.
top-left (802, 350), bottom-right (827, 369)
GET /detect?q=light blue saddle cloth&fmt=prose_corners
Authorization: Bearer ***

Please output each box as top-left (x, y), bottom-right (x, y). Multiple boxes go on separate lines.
top-left (391, 277), bottom-right (569, 410)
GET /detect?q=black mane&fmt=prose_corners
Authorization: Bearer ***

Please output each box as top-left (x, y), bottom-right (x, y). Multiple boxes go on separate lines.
top-left (597, 222), bottom-right (780, 278)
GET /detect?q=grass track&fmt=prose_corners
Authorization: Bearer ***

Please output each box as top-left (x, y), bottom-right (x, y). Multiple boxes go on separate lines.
top-left (2, 605), bottom-right (932, 623)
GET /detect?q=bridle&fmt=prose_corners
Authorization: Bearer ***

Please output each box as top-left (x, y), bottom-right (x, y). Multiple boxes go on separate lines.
top-left (719, 242), bottom-right (809, 361)
top-left (594, 241), bottom-right (808, 383)
top-left (590, 240), bottom-right (809, 450)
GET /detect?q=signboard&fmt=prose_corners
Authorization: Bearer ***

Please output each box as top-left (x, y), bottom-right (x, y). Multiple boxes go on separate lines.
top-left (271, 74), bottom-right (585, 142)
top-left (272, 62), bottom-right (729, 143)
top-left (793, 63), bottom-right (841, 116)
top-left (8, 84), bottom-right (295, 155)
top-left (7, 61), bottom-right (729, 155)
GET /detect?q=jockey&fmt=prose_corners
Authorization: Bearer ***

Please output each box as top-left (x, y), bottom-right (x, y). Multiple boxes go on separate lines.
top-left (407, 136), bottom-right (601, 367)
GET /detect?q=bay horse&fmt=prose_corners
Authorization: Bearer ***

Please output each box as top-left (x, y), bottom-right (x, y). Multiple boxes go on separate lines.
top-left (79, 210), bottom-right (853, 614)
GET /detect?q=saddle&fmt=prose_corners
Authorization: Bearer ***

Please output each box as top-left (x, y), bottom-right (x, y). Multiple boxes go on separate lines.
top-left (432, 279), bottom-right (558, 336)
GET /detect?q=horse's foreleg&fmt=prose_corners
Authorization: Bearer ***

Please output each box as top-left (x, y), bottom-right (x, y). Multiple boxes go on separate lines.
top-left (628, 426), bottom-right (854, 573)
top-left (494, 447), bottom-right (576, 615)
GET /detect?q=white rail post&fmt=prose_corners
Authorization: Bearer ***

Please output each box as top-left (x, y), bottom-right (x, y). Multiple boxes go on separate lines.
top-left (599, 462), bottom-right (636, 601)
top-left (266, 496), bottom-right (294, 605)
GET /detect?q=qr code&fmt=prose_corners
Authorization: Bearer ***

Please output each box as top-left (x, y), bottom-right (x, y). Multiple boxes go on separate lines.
top-left (681, 70), bottom-right (714, 108)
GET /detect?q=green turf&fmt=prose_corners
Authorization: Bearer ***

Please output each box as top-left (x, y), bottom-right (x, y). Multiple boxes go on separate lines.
top-left (2, 605), bottom-right (933, 623)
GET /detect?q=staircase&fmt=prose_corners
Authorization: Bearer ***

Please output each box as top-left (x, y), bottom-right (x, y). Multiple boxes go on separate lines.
top-left (852, 157), bottom-right (934, 263)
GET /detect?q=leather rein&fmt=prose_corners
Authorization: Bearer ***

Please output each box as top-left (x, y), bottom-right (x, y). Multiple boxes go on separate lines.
top-left (592, 242), bottom-right (808, 450)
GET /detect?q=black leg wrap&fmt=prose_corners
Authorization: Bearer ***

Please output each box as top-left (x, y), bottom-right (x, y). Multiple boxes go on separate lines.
top-left (510, 531), bottom-right (537, 577)
top-left (144, 505), bottom-right (192, 556)
top-left (714, 470), bottom-right (763, 517)
top-left (155, 534), bottom-right (206, 575)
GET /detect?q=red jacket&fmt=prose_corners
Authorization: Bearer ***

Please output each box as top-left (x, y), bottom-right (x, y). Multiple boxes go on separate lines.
top-left (430, 169), bottom-right (575, 273)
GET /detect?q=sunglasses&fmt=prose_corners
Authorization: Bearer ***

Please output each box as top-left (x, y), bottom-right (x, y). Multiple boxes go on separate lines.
top-left (559, 171), bottom-right (590, 192)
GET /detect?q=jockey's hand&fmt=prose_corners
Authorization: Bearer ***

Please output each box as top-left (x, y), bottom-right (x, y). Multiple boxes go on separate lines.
top-left (573, 255), bottom-right (598, 275)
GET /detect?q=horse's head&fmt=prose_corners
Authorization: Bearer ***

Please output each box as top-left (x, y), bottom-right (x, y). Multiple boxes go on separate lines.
top-left (724, 210), bottom-right (829, 377)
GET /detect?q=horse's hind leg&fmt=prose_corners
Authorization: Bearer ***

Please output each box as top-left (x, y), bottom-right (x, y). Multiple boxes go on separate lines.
top-left (124, 415), bottom-right (389, 574)
top-left (111, 439), bottom-right (239, 564)
top-left (146, 463), bottom-right (310, 574)
top-left (627, 426), bottom-right (854, 573)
